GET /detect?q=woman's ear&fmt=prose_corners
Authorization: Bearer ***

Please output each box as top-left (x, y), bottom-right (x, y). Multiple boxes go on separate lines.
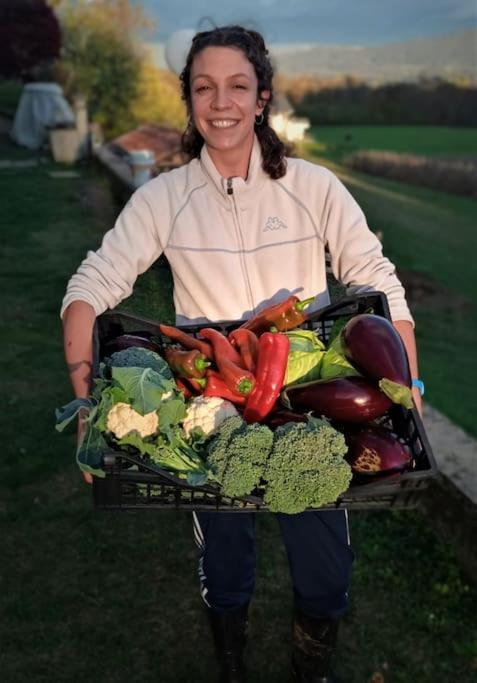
top-left (256, 89), bottom-right (271, 114)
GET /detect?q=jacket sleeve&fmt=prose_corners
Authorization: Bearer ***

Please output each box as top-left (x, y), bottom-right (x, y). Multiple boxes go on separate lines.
top-left (60, 183), bottom-right (168, 319)
top-left (322, 171), bottom-right (414, 326)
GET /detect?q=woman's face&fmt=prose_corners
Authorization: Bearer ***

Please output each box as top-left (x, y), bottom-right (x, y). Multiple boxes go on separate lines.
top-left (190, 46), bottom-right (269, 158)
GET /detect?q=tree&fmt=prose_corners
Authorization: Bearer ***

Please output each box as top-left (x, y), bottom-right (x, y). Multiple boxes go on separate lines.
top-left (0, 0), bottom-right (61, 80)
top-left (54, 0), bottom-right (152, 138)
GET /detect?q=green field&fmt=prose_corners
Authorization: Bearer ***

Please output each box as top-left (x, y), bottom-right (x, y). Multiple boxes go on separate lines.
top-left (1, 132), bottom-right (476, 682)
top-left (308, 124), bottom-right (477, 163)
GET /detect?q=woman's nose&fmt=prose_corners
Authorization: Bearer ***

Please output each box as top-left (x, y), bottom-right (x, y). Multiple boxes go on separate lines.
top-left (211, 87), bottom-right (231, 109)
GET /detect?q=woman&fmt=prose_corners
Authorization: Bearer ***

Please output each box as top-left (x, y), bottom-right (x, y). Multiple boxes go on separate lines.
top-left (61, 25), bottom-right (423, 683)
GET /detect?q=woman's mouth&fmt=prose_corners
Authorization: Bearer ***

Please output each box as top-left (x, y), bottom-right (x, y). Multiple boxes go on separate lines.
top-left (209, 119), bottom-right (240, 129)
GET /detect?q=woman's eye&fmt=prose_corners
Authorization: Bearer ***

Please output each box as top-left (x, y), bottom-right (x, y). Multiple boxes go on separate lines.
top-left (234, 84), bottom-right (247, 90)
top-left (196, 85), bottom-right (210, 92)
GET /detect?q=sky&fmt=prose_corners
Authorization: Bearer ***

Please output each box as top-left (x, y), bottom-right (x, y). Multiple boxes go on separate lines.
top-left (141, 0), bottom-right (477, 44)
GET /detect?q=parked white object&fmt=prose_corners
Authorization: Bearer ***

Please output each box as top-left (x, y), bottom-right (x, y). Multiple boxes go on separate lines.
top-left (129, 149), bottom-right (156, 187)
top-left (11, 82), bottom-right (75, 150)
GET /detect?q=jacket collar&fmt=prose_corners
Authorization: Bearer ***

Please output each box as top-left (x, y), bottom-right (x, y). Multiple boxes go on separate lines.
top-left (199, 134), bottom-right (267, 209)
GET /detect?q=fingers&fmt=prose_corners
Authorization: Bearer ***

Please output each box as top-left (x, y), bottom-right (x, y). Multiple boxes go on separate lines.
top-left (83, 471), bottom-right (93, 485)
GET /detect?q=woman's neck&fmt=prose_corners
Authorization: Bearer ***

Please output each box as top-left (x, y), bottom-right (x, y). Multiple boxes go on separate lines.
top-left (206, 137), bottom-right (254, 180)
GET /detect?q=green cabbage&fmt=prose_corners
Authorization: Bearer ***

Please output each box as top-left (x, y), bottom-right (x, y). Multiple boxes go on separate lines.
top-left (284, 329), bottom-right (326, 386)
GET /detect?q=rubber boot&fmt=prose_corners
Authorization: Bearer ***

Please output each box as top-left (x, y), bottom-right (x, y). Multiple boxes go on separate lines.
top-left (207, 603), bottom-right (249, 683)
top-left (291, 608), bottom-right (340, 683)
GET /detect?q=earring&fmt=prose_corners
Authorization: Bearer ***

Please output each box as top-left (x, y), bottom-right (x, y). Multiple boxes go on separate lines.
top-left (255, 113), bottom-right (264, 126)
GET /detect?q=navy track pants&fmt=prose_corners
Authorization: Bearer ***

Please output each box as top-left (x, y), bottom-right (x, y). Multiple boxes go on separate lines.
top-left (192, 510), bottom-right (354, 620)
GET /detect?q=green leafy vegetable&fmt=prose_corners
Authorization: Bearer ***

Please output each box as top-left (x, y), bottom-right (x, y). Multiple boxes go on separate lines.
top-left (284, 328), bottom-right (325, 386)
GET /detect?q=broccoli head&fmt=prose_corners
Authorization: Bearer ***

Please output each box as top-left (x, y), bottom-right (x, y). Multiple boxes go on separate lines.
top-left (263, 417), bottom-right (351, 514)
top-left (206, 416), bottom-right (273, 498)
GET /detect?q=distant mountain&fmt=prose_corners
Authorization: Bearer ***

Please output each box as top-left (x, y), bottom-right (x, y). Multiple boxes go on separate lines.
top-left (144, 29), bottom-right (477, 83)
top-left (270, 29), bottom-right (477, 82)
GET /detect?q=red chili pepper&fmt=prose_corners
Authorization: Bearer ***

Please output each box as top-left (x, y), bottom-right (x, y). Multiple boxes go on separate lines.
top-left (243, 332), bottom-right (290, 423)
top-left (164, 347), bottom-right (210, 379)
top-left (240, 295), bottom-right (315, 336)
top-left (228, 328), bottom-right (259, 373)
top-left (217, 358), bottom-right (255, 396)
top-left (159, 323), bottom-right (213, 360)
top-left (198, 328), bottom-right (243, 366)
top-left (203, 370), bottom-right (247, 405)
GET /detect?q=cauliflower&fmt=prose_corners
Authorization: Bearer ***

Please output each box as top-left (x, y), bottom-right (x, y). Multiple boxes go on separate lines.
top-left (182, 396), bottom-right (238, 438)
top-left (106, 402), bottom-right (159, 439)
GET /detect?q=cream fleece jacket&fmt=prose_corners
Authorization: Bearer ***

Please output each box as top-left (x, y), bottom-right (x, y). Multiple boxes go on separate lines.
top-left (60, 135), bottom-right (413, 326)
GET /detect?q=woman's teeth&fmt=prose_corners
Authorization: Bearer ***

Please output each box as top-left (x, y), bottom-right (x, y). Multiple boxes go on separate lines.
top-left (210, 120), bottom-right (239, 128)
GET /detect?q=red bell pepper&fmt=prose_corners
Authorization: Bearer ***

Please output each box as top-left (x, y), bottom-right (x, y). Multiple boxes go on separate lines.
top-left (243, 332), bottom-right (290, 423)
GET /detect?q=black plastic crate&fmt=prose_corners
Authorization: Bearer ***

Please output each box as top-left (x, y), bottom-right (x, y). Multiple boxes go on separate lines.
top-left (92, 292), bottom-right (437, 511)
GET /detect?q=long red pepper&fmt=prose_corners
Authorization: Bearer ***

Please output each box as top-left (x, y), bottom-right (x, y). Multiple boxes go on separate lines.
top-left (240, 295), bottom-right (315, 336)
top-left (198, 328), bottom-right (243, 366)
top-left (159, 323), bottom-right (213, 360)
top-left (228, 328), bottom-right (259, 373)
top-left (243, 332), bottom-right (290, 423)
top-left (203, 370), bottom-right (247, 405)
top-left (164, 347), bottom-right (210, 379)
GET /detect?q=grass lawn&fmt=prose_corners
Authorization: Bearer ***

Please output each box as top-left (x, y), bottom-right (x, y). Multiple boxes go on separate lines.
top-left (1, 135), bottom-right (476, 682)
top-left (307, 124), bottom-right (477, 164)
top-left (0, 79), bottom-right (22, 113)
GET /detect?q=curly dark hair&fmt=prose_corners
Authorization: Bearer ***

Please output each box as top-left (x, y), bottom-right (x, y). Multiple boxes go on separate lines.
top-left (179, 25), bottom-right (287, 179)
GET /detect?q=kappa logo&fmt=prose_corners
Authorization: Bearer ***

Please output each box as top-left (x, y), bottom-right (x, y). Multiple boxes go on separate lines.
top-left (263, 216), bottom-right (288, 231)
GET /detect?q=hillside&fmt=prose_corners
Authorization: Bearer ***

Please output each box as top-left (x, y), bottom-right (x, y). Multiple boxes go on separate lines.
top-left (144, 28), bottom-right (476, 83)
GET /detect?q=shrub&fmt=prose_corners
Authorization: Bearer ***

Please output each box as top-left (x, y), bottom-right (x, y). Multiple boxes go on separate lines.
top-left (0, 0), bottom-right (61, 80)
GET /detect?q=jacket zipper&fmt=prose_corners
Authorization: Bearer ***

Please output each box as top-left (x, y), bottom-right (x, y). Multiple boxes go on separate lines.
top-left (227, 178), bottom-right (255, 315)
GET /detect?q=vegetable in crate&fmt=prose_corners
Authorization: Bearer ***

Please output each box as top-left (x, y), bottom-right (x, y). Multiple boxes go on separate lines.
top-left (228, 328), bottom-right (259, 372)
top-left (182, 396), bottom-right (238, 437)
top-left (206, 416), bottom-right (273, 498)
top-left (159, 323), bottom-right (214, 360)
top-left (320, 318), bottom-right (361, 380)
top-left (56, 346), bottom-right (210, 483)
top-left (204, 370), bottom-right (247, 405)
top-left (341, 314), bottom-right (413, 409)
top-left (284, 328), bottom-right (325, 386)
top-left (283, 376), bottom-right (392, 423)
top-left (240, 294), bottom-right (316, 336)
top-left (103, 333), bottom-right (161, 355)
top-left (164, 346), bottom-right (210, 379)
top-left (244, 332), bottom-right (290, 423)
top-left (344, 425), bottom-right (412, 476)
top-left (263, 417), bottom-right (351, 514)
top-left (199, 328), bottom-right (255, 395)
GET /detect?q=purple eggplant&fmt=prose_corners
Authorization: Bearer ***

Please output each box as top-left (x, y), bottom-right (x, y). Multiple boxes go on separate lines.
top-left (344, 425), bottom-right (412, 476)
top-left (340, 314), bottom-right (413, 409)
top-left (282, 377), bottom-right (392, 423)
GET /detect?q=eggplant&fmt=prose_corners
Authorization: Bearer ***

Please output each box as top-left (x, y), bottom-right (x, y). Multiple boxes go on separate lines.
top-left (283, 377), bottom-right (392, 423)
top-left (103, 333), bottom-right (161, 355)
top-left (344, 425), bottom-right (412, 476)
top-left (340, 314), bottom-right (413, 409)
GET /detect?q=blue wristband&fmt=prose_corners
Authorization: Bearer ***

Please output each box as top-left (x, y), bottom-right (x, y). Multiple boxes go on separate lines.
top-left (412, 378), bottom-right (425, 396)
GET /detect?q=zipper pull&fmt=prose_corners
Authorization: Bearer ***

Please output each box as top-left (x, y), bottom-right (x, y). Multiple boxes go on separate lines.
top-left (227, 177), bottom-right (233, 195)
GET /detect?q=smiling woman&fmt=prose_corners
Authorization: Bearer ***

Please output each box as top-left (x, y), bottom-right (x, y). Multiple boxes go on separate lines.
top-left (60, 23), bottom-right (420, 683)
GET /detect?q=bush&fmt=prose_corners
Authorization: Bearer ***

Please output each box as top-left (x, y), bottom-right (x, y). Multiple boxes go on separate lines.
top-left (344, 150), bottom-right (477, 197)
top-left (0, 0), bottom-right (61, 80)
